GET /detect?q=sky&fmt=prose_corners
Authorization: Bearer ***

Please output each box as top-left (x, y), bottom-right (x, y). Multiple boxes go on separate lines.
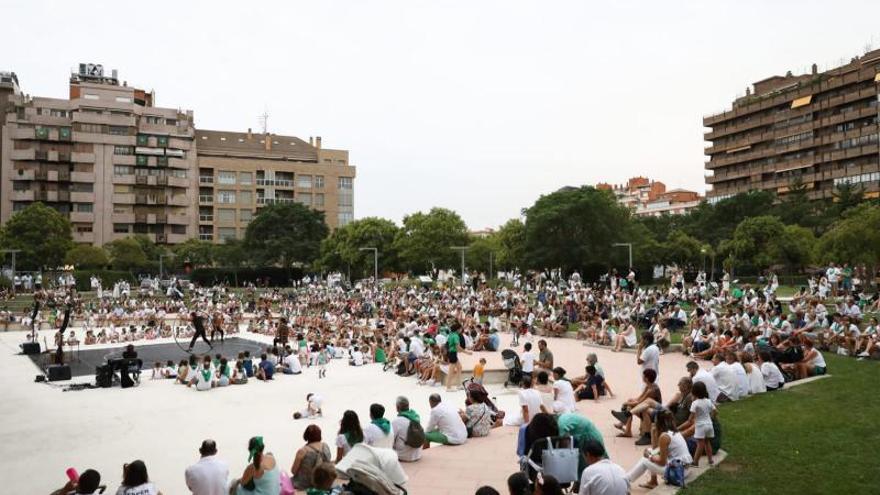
top-left (4, 1), bottom-right (880, 229)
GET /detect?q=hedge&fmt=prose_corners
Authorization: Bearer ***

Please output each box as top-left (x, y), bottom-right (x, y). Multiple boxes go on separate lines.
top-left (74, 270), bottom-right (138, 292)
top-left (188, 267), bottom-right (304, 287)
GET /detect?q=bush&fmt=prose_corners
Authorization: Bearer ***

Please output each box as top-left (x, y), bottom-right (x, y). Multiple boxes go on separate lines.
top-left (74, 270), bottom-right (137, 292)
top-left (188, 267), bottom-right (304, 287)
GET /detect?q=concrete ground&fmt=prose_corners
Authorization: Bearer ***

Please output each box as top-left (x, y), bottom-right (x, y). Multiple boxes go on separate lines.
top-left (0, 328), bottom-right (691, 494)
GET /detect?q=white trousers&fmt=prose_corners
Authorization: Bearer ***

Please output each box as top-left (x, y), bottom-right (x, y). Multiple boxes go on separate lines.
top-left (626, 457), bottom-right (666, 482)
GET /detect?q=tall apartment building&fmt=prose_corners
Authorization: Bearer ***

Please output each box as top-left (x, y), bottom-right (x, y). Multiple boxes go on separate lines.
top-left (0, 64), bottom-right (356, 246)
top-left (195, 130), bottom-right (355, 242)
top-left (704, 49), bottom-right (880, 203)
top-left (596, 176), bottom-right (701, 216)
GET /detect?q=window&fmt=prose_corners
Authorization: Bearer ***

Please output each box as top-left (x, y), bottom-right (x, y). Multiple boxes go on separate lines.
top-left (13, 181), bottom-right (30, 191)
top-left (314, 193), bottom-right (325, 207)
top-left (165, 119), bottom-right (177, 126)
top-left (49, 109), bottom-right (67, 118)
top-left (218, 171), bottom-right (236, 185)
top-left (115, 96), bottom-right (132, 103)
top-left (337, 192), bottom-right (353, 207)
top-left (145, 116), bottom-right (162, 124)
top-left (70, 183), bottom-right (93, 193)
top-left (239, 172), bottom-right (253, 185)
top-left (76, 123), bottom-right (103, 134)
top-left (239, 191), bottom-right (253, 205)
top-left (314, 175), bottom-right (325, 189)
top-left (298, 192), bottom-right (312, 206)
top-left (114, 145), bottom-right (134, 155)
top-left (113, 205), bottom-right (132, 214)
top-left (297, 175), bottom-right (313, 188)
top-left (74, 203), bottom-right (93, 213)
top-left (76, 225), bottom-right (93, 233)
top-left (217, 208), bottom-right (235, 222)
top-left (338, 177), bottom-right (353, 189)
top-left (113, 185), bottom-right (132, 193)
top-left (108, 126), bottom-right (129, 136)
top-left (240, 209), bottom-right (253, 222)
top-left (171, 225), bottom-right (187, 234)
top-left (218, 227), bottom-right (237, 241)
top-left (217, 190), bottom-right (236, 204)
top-left (337, 212), bottom-right (354, 226)
top-left (83, 94), bottom-right (99, 100)
top-left (113, 224), bottom-right (130, 234)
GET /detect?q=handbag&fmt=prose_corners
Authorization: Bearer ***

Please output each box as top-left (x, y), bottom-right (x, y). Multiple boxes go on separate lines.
top-left (539, 436), bottom-right (579, 484)
top-left (664, 458), bottom-right (687, 487)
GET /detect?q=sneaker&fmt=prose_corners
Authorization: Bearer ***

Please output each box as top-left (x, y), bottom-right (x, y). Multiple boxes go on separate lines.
top-left (635, 434), bottom-right (651, 446)
top-left (611, 410), bottom-right (630, 423)
top-left (425, 379), bottom-right (434, 386)
top-left (858, 351), bottom-right (870, 357)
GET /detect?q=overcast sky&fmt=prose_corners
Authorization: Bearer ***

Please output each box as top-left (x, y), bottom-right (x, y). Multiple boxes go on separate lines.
top-left (5, 1), bottom-right (880, 229)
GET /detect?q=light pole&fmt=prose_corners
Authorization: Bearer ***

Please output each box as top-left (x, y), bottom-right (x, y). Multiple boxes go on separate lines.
top-left (489, 252), bottom-right (494, 281)
top-left (159, 253), bottom-right (175, 281)
top-left (358, 247), bottom-right (378, 285)
top-left (450, 246), bottom-right (469, 287)
top-left (612, 243), bottom-right (633, 269)
top-left (701, 248), bottom-right (707, 274)
top-left (1, 249), bottom-right (22, 294)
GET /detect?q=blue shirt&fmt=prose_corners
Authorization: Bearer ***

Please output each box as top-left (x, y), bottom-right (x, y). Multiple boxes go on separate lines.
top-left (259, 360), bottom-right (274, 379)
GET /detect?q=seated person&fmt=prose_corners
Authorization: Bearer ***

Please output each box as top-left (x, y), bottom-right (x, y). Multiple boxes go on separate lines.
top-left (280, 347), bottom-right (303, 375)
top-left (574, 365), bottom-right (606, 402)
top-left (424, 394), bottom-right (467, 447)
top-left (610, 369), bottom-right (661, 446)
top-left (255, 353), bottom-right (275, 381)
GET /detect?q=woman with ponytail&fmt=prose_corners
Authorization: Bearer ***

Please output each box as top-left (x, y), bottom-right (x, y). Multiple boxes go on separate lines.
top-left (232, 436), bottom-right (280, 494)
top-left (335, 410), bottom-right (364, 462)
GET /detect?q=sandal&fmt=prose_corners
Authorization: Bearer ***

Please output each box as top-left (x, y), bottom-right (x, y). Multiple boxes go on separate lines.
top-left (615, 432), bottom-right (632, 438)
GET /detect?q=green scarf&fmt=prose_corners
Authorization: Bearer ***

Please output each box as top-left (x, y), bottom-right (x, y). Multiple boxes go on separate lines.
top-left (248, 436), bottom-right (264, 462)
top-left (344, 431), bottom-right (362, 447)
top-left (372, 418), bottom-right (391, 434)
top-left (398, 409), bottom-right (420, 423)
top-left (201, 368), bottom-right (212, 382)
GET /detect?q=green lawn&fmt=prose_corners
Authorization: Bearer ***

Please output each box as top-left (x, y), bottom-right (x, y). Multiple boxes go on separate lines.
top-left (687, 354), bottom-right (880, 494)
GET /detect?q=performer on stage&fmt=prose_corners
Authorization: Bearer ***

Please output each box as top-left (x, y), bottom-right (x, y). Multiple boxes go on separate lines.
top-left (53, 305), bottom-right (71, 364)
top-left (211, 311), bottom-right (225, 344)
top-left (188, 311), bottom-right (212, 352)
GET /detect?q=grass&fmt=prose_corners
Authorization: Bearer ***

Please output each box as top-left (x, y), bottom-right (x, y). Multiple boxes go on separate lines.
top-left (686, 354), bottom-right (880, 494)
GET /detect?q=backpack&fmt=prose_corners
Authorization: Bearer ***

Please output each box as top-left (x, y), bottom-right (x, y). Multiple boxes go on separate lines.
top-left (403, 419), bottom-right (426, 448)
top-left (664, 458), bottom-right (687, 487)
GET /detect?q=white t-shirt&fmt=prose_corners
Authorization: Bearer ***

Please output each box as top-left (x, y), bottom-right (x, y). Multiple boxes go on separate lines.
top-left (426, 402), bottom-right (467, 445)
top-left (409, 338), bottom-right (425, 358)
top-left (391, 415), bottom-right (422, 462)
top-left (761, 362), bottom-right (785, 388)
top-left (185, 455), bottom-right (229, 495)
top-left (730, 361), bottom-right (750, 398)
top-left (521, 351), bottom-right (536, 373)
top-left (693, 368), bottom-right (720, 403)
top-left (284, 353), bottom-right (302, 373)
top-left (711, 362), bottom-right (738, 400)
top-left (363, 422), bottom-right (394, 449)
top-left (517, 388), bottom-right (543, 423)
top-left (639, 344), bottom-right (660, 376)
top-left (116, 483), bottom-right (158, 495)
top-left (578, 459), bottom-right (629, 495)
top-left (690, 398), bottom-right (715, 427)
top-left (351, 350), bottom-right (364, 366)
top-left (553, 380), bottom-right (577, 413)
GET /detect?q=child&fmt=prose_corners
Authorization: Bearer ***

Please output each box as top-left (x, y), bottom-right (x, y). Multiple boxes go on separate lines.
top-left (242, 351), bottom-right (254, 377)
top-left (317, 344), bottom-right (329, 378)
top-left (151, 362), bottom-right (163, 380)
top-left (473, 358), bottom-right (486, 385)
top-left (231, 361), bottom-right (248, 384)
top-left (293, 392), bottom-right (323, 419)
top-left (307, 462), bottom-right (338, 495)
top-left (689, 381), bottom-right (716, 466)
top-left (163, 360), bottom-right (177, 379)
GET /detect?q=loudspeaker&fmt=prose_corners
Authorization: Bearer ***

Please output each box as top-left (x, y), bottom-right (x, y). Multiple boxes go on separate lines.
top-left (21, 342), bottom-right (40, 355)
top-left (96, 365), bottom-right (113, 388)
top-left (47, 364), bottom-right (72, 381)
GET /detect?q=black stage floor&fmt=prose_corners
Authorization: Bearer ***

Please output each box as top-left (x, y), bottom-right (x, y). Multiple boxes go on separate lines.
top-left (28, 337), bottom-right (267, 377)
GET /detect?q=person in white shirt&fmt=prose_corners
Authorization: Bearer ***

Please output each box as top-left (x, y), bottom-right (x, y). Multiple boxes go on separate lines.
top-left (757, 351), bottom-right (785, 391)
top-left (710, 354), bottom-right (738, 401)
top-left (391, 396), bottom-right (422, 462)
top-left (282, 350), bottom-right (303, 375)
top-left (349, 346), bottom-right (364, 366)
top-left (726, 352), bottom-right (750, 399)
top-left (363, 403), bottom-right (394, 449)
top-left (579, 439), bottom-right (629, 495)
top-left (423, 394), bottom-right (467, 447)
top-left (686, 361), bottom-right (721, 403)
top-left (637, 333), bottom-right (660, 383)
top-left (503, 378), bottom-right (545, 426)
top-left (521, 342), bottom-right (536, 381)
top-left (185, 440), bottom-right (229, 495)
top-left (551, 367), bottom-right (577, 414)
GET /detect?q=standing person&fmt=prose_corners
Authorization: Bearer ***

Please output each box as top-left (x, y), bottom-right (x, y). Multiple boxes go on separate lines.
top-left (188, 311), bottom-right (212, 352)
top-left (211, 311), bottom-right (225, 344)
top-left (445, 325), bottom-right (466, 392)
top-left (683, 381), bottom-right (716, 467)
top-left (521, 342), bottom-right (536, 384)
top-left (423, 394), bottom-right (468, 448)
top-left (391, 396), bottom-right (423, 462)
top-left (578, 440), bottom-right (629, 495)
top-left (231, 436), bottom-right (280, 495)
top-left (116, 460), bottom-right (162, 495)
top-left (185, 440), bottom-right (229, 495)
top-left (363, 403), bottom-right (394, 448)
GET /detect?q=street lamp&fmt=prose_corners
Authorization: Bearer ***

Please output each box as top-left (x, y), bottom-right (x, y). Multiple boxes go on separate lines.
top-left (450, 246), bottom-right (469, 287)
top-left (358, 247), bottom-right (378, 285)
top-left (612, 243), bottom-right (633, 269)
top-left (1, 249), bottom-right (22, 294)
top-left (159, 253), bottom-right (175, 281)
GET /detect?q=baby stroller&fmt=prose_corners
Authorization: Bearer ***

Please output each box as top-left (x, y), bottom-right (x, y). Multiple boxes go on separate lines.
top-left (463, 378), bottom-right (505, 422)
top-left (336, 443), bottom-right (408, 495)
top-left (502, 348), bottom-right (523, 388)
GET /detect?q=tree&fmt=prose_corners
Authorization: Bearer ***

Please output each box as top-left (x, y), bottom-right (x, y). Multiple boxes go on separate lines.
top-left (318, 217), bottom-right (400, 278)
top-left (774, 177), bottom-right (818, 230)
top-left (729, 215), bottom-right (787, 270)
top-left (106, 237), bottom-right (149, 272)
top-left (771, 224), bottom-right (816, 273)
top-left (495, 218), bottom-right (526, 270)
top-left (244, 203), bottom-right (329, 268)
top-left (0, 202), bottom-right (73, 270)
top-left (522, 186), bottom-right (630, 273)
top-left (467, 234), bottom-right (502, 276)
top-left (661, 230), bottom-right (705, 269)
top-left (817, 204), bottom-right (880, 266)
top-left (172, 239), bottom-right (214, 268)
top-left (393, 208), bottom-right (469, 274)
top-left (214, 238), bottom-right (249, 269)
top-left (684, 190), bottom-right (776, 246)
top-left (64, 244), bottom-right (109, 269)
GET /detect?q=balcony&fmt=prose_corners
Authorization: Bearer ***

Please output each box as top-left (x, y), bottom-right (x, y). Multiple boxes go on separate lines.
top-left (257, 197), bottom-right (294, 205)
top-left (167, 176), bottom-right (189, 188)
top-left (73, 231), bottom-right (95, 243)
top-left (167, 214), bottom-right (189, 225)
top-left (199, 233), bottom-right (214, 241)
top-left (113, 193), bottom-right (136, 204)
top-left (11, 190), bottom-right (35, 201)
top-left (199, 176), bottom-right (214, 185)
top-left (112, 213), bottom-right (135, 223)
top-left (155, 233), bottom-right (167, 244)
top-left (69, 212), bottom-right (95, 223)
top-left (199, 195), bottom-right (213, 204)
top-left (199, 214), bottom-right (214, 223)
top-left (167, 195), bottom-right (189, 206)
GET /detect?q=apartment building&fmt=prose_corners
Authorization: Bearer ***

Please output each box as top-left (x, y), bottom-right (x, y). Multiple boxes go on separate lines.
top-left (704, 49), bottom-right (880, 203)
top-left (195, 130), bottom-right (355, 242)
top-left (596, 177), bottom-right (701, 216)
top-left (0, 64), bottom-right (356, 246)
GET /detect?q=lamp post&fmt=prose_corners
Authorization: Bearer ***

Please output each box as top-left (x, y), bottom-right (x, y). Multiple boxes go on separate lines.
top-left (450, 246), bottom-right (469, 287)
top-left (159, 253), bottom-right (175, 281)
top-left (358, 247), bottom-right (378, 285)
top-left (489, 251), bottom-right (494, 281)
top-left (701, 247), bottom-right (707, 274)
top-left (612, 243), bottom-right (633, 269)
top-left (1, 249), bottom-right (22, 294)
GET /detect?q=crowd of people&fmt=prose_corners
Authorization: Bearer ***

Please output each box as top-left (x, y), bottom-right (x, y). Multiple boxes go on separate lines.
top-left (40, 263), bottom-right (877, 494)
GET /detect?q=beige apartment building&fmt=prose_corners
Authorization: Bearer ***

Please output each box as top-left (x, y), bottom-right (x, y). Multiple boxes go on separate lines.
top-left (195, 130), bottom-right (355, 242)
top-left (0, 64), bottom-right (356, 246)
top-left (704, 49), bottom-right (880, 202)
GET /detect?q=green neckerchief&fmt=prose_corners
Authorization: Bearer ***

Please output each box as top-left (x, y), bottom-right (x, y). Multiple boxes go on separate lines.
top-left (201, 367), bottom-right (212, 382)
top-left (248, 436), bottom-right (264, 462)
top-left (371, 417), bottom-right (391, 434)
top-left (306, 489), bottom-right (331, 495)
top-left (344, 431), bottom-right (362, 447)
top-left (398, 409), bottom-right (420, 422)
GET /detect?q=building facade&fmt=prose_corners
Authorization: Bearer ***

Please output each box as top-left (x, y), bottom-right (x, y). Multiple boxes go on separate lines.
top-left (0, 64), bottom-right (355, 246)
top-left (596, 177), bottom-right (701, 216)
top-left (704, 49), bottom-right (880, 203)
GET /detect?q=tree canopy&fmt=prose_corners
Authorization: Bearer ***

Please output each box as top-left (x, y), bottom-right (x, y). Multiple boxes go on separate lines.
top-left (319, 217), bottom-right (400, 277)
top-left (0, 202), bottom-right (73, 270)
top-left (244, 203), bottom-right (329, 268)
top-left (394, 208), bottom-right (469, 273)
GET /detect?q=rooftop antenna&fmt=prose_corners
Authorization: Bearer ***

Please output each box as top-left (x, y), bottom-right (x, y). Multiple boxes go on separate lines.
top-left (258, 107), bottom-right (269, 134)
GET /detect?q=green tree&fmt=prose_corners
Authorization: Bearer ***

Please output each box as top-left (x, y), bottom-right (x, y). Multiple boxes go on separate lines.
top-left (730, 215), bottom-right (787, 270)
top-left (393, 208), bottom-right (469, 273)
top-left (467, 234), bottom-right (502, 276)
top-left (64, 244), bottom-right (109, 269)
top-left (318, 217), bottom-right (400, 278)
top-left (522, 186), bottom-right (630, 273)
top-left (172, 238), bottom-right (214, 268)
top-left (774, 178), bottom-right (818, 230)
top-left (0, 202), bottom-right (73, 270)
top-left (817, 204), bottom-right (880, 265)
top-left (244, 203), bottom-right (329, 268)
top-left (771, 224), bottom-right (816, 273)
top-left (661, 230), bottom-right (705, 268)
top-left (684, 190), bottom-right (776, 246)
top-left (106, 237), bottom-right (149, 271)
top-left (495, 218), bottom-right (526, 270)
